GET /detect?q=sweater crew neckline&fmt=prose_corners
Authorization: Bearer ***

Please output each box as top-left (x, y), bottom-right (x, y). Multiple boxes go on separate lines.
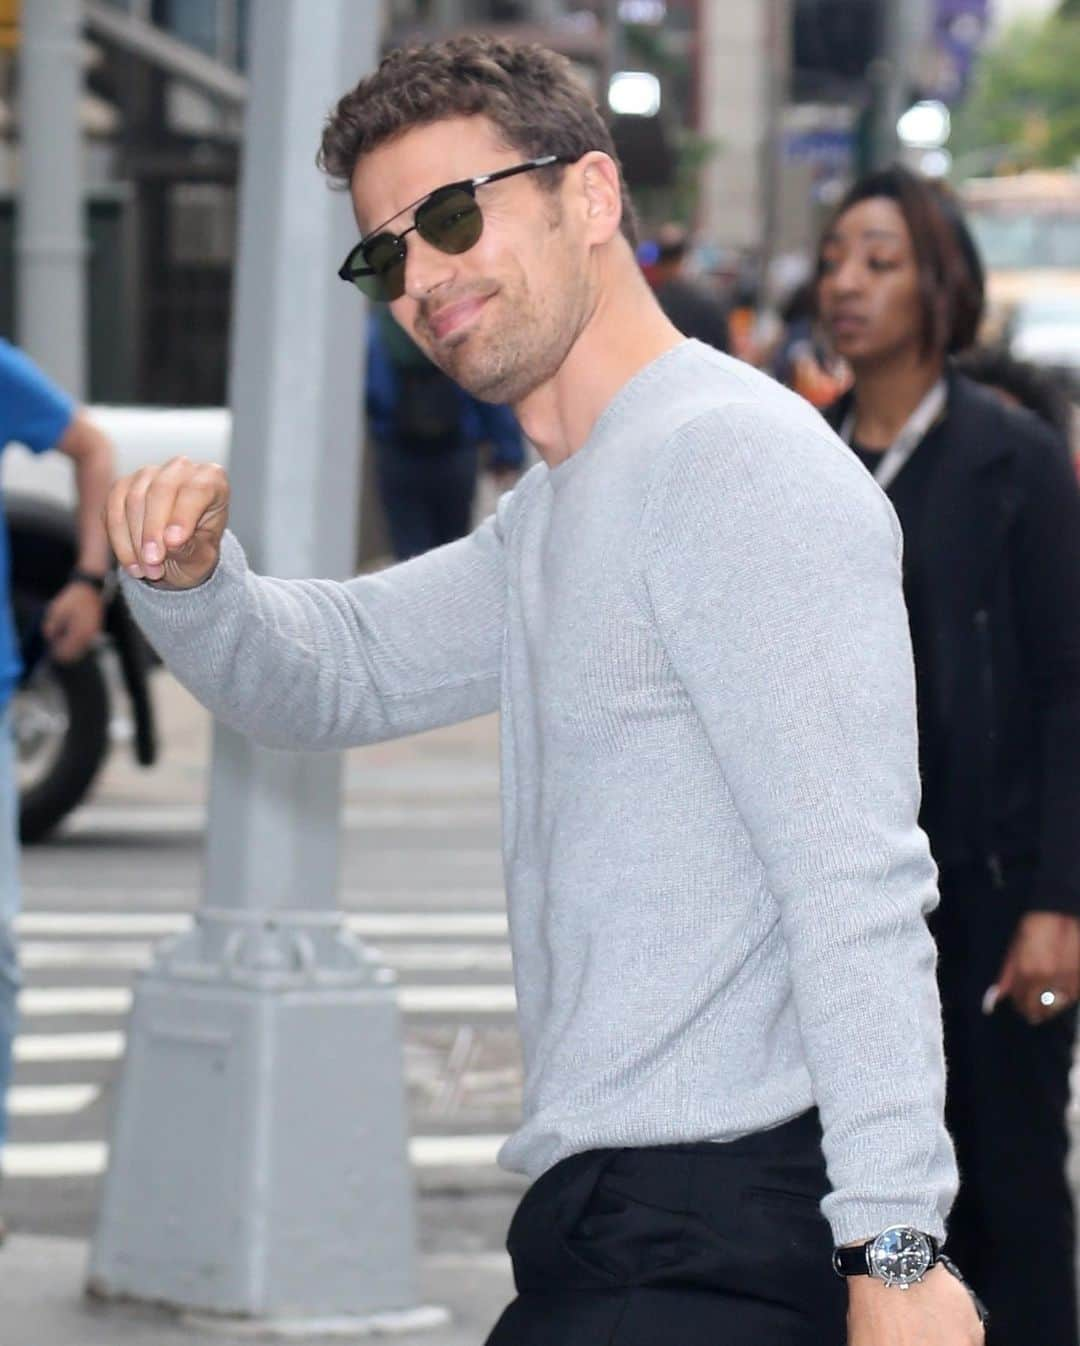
top-left (546, 339), bottom-right (697, 493)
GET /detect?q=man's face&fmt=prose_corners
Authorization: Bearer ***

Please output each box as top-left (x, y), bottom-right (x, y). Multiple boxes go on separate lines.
top-left (816, 197), bottom-right (927, 371)
top-left (350, 116), bottom-right (590, 404)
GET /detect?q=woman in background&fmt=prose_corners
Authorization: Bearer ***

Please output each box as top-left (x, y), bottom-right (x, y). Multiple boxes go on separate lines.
top-left (818, 165), bottom-right (1080, 1346)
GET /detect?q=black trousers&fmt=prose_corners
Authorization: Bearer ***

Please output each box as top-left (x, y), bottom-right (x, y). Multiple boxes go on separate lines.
top-left (485, 1111), bottom-right (847, 1345)
top-left (934, 865), bottom-right (1079, 1346)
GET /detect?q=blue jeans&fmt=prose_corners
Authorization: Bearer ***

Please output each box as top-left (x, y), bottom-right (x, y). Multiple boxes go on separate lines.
top-left (0, 709), bottom-right (20, 1153)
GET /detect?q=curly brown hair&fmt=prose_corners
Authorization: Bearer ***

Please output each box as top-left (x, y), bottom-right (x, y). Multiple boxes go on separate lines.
top-left (319, 34), bottom-right (638, 247)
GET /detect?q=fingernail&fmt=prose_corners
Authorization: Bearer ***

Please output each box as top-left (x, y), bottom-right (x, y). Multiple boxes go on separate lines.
top-left (981, 986), bottom-right (999, 1015)
top-left (165, 525), bottom-right (184, 544)
top-left (143, 542), bottom-right (162, 564)
top-left (127, 563), bottom-right (143, 579)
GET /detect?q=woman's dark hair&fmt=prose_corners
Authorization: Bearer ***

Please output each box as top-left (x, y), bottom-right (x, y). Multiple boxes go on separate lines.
top-left (957, 345), bottom-right (1075, 443)
top-left (818, 165), bottom-right (985, 358)
top-left (319, 33), bottom-right (639, 247)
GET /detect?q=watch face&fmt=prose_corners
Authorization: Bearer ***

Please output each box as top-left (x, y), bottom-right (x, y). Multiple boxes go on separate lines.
top-left (868, 1227), bottom-right (934, 1287)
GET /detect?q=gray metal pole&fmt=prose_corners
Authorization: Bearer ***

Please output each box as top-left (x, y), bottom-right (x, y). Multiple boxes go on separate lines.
top-left (758, 0), bottom-right (790, 313)
top-left (16, 0), bottom-right (86, 395)
top-left (89, 0), bottom-right (440, 1330)
top-left (875, 0), bottom-right (932, 167)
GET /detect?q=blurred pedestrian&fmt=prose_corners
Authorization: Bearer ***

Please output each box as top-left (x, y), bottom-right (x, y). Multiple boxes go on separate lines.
top-left (957, 344), bottom-right (1076, 462)
top-left (0, 340), bottom-right (114, 1244)
top-left (771, 278), bottom-right (851, 409)
top-left (367, 307), bottom-right (524, 559)
top-left (110, 37), bottom-right (983, 1346)
top-left (649, 223), bottom-right (730, 353)
top-left (818, 164), bottom-right (1080, 1346)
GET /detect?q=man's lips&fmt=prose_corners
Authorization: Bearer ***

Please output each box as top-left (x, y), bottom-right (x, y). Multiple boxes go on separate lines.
top-left (426, 295), bottom-right (490, 341)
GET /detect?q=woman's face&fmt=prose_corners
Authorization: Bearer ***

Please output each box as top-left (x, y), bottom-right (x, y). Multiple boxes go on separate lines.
top-left (817, 196), bottom-right (928, 372)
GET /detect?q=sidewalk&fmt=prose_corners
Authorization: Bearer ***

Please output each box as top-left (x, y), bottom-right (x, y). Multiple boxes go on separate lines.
top-left (7, 675), bottom-right (519, 1344)
top-left (3, 1233), bottom-right (515, 1346)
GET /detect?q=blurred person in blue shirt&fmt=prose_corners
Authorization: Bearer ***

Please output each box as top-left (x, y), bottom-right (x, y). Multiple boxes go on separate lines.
top-left (366, 309), bottom-right (524, 560)
top-left (0, 340), bottom-right (114, 1243)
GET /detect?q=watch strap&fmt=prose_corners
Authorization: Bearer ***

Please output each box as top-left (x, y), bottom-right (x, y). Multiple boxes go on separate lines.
top-left (938, 1253), bottom-right (990, 1326)
top-left (68, 567), bottom-right (111, 595)
top-left (832, 1234), bottom-right (940, 1277)
top-left (831, 1243), bottom-right (872, 1277)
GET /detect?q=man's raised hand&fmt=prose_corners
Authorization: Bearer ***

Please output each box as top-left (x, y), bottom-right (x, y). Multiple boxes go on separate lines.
top-left (107, 457), bottom-right (230, 590)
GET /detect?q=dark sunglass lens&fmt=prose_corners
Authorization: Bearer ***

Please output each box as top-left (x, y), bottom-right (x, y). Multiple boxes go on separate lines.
top-left (352, 234), bottom-right (405, 302)
top-left (416, 187), bottom-right (482, 256)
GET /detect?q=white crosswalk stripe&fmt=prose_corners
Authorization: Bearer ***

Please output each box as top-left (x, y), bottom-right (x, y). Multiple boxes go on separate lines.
top-left (17, 910), bottom-right (509, 938)
top-left (19, 983), bottom-right (518, 1017)
top-left (2, 1134), bottom-right (509, 1178)
top-left (10, 906), bottom-right (519, 1178)
top-left (64, 801), bottom-right (500, 834)
top-left (8, 1085), bottom-right (99, 1117)
top-left (19, 938), bottom-right (513, 973)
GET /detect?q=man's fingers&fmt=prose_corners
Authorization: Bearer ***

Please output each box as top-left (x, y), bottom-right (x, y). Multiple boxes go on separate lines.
top-left (139, 457), bottom-right (210, 568)
top-left (106, 459), bottom-right (229, 587)
top-left (168, 473), bottom-right (226, 554)
top-left (106, 480), bottom-right (139, 572)
top-left (118, 470), bottom-right (151, 574)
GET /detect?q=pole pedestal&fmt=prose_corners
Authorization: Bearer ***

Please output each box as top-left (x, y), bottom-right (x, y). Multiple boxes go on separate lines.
top-left (88, 912), bottom-right (422, 1320)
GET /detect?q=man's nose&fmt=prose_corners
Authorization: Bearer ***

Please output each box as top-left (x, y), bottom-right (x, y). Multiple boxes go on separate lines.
top-left (402, 231), bottom-right (457, 301)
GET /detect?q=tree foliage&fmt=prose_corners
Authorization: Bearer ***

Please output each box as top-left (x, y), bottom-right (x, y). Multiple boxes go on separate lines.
top-left (950, 14), bottom-right (1080, 175)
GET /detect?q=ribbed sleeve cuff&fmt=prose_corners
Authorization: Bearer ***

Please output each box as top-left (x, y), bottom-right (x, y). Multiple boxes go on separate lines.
top-left (118, 530), bottom-right (247, 636)
top-left (825, 1199), bottom-right (949, 1247)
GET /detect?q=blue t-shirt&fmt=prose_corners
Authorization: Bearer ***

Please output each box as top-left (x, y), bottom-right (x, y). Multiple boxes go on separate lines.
top-left (0, 341), bottom-right (75, 700)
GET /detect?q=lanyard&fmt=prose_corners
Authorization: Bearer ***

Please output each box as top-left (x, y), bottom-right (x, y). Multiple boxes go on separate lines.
top-left (840, 379), bottom-right (947, 490)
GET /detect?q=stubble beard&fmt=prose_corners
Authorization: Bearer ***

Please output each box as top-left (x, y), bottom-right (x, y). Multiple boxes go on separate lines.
top-left (431, 291), bottom-right (579, 407)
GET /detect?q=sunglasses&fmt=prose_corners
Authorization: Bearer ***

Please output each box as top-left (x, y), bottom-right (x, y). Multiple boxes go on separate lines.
top-left (338, 154), bottom-right (573, 303)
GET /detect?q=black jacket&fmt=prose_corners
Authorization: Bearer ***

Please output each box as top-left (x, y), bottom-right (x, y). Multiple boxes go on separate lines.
top-left (825, 371), bottom-right (1080, 913)
top-left (654, 278), bottom-right (729, 354)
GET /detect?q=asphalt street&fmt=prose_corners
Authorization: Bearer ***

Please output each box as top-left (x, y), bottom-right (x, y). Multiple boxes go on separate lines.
top-left (7, 673), bottom-right (528, 1254)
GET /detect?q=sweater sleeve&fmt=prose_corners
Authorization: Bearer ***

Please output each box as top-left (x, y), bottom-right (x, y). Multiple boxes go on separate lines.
top-left (118, 489), bottom-right (519, 751)
top-left (641, 402), bottom-right (956, 1246)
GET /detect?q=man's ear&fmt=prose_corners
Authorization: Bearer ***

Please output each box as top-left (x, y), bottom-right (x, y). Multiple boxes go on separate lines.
top-left (579, 152), bottom-right (623, 245)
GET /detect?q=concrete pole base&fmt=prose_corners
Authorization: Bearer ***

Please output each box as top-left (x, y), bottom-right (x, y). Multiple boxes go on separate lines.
top-left (88, 913), bottom-right (424, 1320)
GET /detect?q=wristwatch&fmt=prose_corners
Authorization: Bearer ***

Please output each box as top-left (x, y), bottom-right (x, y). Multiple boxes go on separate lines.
top-left (68, 567), bottom-right (115, 600)
top-left (834, 1227), bottom-right (989, 1324)
top-left (832, 1225), bottom-right (939, 1288)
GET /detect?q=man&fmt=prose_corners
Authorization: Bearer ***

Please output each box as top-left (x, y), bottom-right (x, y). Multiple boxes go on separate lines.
top-left (648, 222), bottom-right (730, 353)
top-left (0, 339), bottom-right (115, 1243)
top-left (107, 36), bottom-right (982, 1345)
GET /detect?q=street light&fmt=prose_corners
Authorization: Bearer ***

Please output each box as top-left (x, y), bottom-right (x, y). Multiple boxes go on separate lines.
top-left (608, 70), bottom-right (661, 117)
top-left (897, 99), bottom-right (951, 150)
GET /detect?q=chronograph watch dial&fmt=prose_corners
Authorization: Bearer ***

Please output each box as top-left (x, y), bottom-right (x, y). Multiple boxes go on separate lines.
top-left (832, 1228), bottom-right (990, 1325)
top-left (832, 1225), bottom-right (937, 1288)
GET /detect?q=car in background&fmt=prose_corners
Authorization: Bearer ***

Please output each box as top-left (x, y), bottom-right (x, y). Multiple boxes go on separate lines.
top-left (1, 407), bottom-right (230, 842)
top-left (961, 171), bottom-right (1080, 342)
top-left (1007, 294), bottom-right (1080, 393)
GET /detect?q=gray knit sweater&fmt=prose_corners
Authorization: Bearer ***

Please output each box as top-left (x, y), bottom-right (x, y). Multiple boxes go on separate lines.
top-left (121, 340), bottom-right (956, 1244)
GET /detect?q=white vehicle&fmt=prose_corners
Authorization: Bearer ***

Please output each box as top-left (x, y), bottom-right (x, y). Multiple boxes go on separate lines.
top-left (1008, 295), bottom-right (1080, 389)
top-left (1, 407), bottom-right (230, 841)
